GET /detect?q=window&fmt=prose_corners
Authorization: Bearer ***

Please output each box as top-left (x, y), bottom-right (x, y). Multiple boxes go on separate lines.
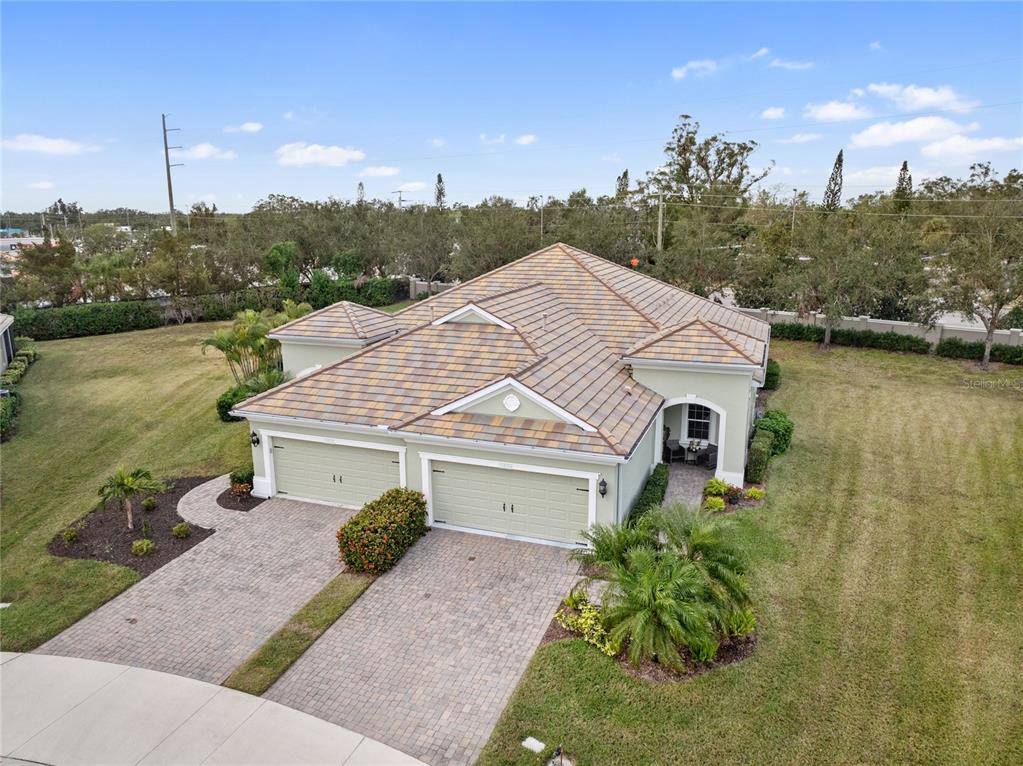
top-left (687, 404), bottom-right (711, 440)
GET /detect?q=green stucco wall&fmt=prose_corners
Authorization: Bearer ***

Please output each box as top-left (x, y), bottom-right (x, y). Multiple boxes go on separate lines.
top-left (280, 342), bottom-right (359, 376)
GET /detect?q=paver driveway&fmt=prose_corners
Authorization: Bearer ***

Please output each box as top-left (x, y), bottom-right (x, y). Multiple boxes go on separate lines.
top-left (39, 477), bottom-right (352, 684)
top-left (266, 529), bottom-right (580, 766)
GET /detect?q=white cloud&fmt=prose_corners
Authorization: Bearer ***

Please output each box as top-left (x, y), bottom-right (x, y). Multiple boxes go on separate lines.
top-left (397, 181), bottom-right (426, 192)
top-left (283, 111), bottom-right (295, 121)
top-left (779, 132), bottom-right (822, 144)
top-left (359, 165), bottom-right (400, 177)
top-left (275, 142), bottom-right (365, 167)
top-left (804, 100), bottom-right (872, 121)
top-left (671, 59), bottom-right (717, 80)
top-left (921, 134), bottom-right (1023, 160)
top-left (480, 133), bottom-right (506, 145)
top-left (2, 133), bottom-right (101, 155)
top-left (770, 58), bottom-right (814, 71)
top-left (868, 41), bottom-right (884, 52)
top-left (749, 47), bottom-right (770, 60)
top-left (177, 142), bottom-right (237, 160)
top-left (760, 106), bottom-right (785, 120)
top-left (850, 116), bottom-right (977, 147)
top-left (28, 180), bottom-right (54, 189)
top-left (845, 165), bottom-right (915, 187)
top-left (866, 82), bottom-right (978, 113)
top-left (850, 87), bottom-right (866, 97)
top-left (429, 137), bottom-right (445, 147)
top-left (224, 121), bottom-right (263, 133)
top-left (514, 134), bottom-right (538, 145)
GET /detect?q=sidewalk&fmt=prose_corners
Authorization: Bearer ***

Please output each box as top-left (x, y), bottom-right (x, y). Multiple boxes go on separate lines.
top-left (0, 653), bottom-right (426, 765)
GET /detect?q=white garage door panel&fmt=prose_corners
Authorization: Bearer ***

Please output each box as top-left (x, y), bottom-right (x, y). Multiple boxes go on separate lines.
top-left (272, 438), bottom-right (400, 507)
top-left (431, 460), bottom-right (590, 544)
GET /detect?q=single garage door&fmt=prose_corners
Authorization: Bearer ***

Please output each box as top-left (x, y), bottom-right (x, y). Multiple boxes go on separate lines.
top-left (430, 460), bottom-right (590, 545)
top-left (271, 437), bottom-right (401, 507)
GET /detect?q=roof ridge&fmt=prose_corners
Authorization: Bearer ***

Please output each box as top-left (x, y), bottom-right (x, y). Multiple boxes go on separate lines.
top-left (696, 318), bottom-right (760, 364)
top-left (561, 244), bottom-right (767, 334)
top-left (623, 316), bottom-right (704, 357)
top-left (340, 302), bottom-right (366, 337)
top-left (390, 245), bottom-right (566, 318)
top-left (564, 249), bottom-right (660, 330)
top-left (269, 302), bottom-right (339, 336)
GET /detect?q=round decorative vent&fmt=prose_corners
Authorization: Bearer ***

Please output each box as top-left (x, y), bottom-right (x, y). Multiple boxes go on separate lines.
top-left (502, 393), bottom-right (521, 413)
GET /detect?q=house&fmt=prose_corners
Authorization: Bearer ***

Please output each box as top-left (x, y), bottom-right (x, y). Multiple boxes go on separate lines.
top-left (0, 314), bottom-right (14, 373)
top-left (233, 243), bottom-right (770, 546)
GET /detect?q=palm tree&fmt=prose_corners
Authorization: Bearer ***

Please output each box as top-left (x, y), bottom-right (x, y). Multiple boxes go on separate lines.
top-left (98, 468), bottom-right (166, 531)
top-left (569, 516), bottom-right (658, 573)
top-left (201, 302), bottom-right (312, 385)
top-left (650, 503), bottom-right (751, 617)
top-left (602, 548), bottom-right (717, 670)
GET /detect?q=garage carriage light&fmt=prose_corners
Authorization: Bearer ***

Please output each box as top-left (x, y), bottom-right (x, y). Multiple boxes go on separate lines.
top-left (598, 477), bottom-right (607, 497)
top-left (250, 432), bottom-right (260, 447)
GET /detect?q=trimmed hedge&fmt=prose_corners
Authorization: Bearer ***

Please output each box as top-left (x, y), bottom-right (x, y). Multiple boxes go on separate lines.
top-left (936, 336), bottom-right (1023, 365)
top-left (630, 463), bottom-right (669, 519)
top-left (217, 385), bottom-right (251, 422)
top-left (764, 358), bottom-right (781, 390)
top-left (769, 322), bottom-right (932, 354)
top-left (14, 301), bottom-right (163, 341)
top-left (0, 392), bottom-right (19, 440)
top-left (745, 428), bottom-right (774, 483)
top-left (337, 487), bottom-right (428, 573)
top-left (757, 409), bottom-right (794, 455)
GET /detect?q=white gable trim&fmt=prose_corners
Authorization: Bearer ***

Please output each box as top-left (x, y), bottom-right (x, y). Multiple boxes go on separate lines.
top-left (431, 303), bottom-right (513, 329)
top-left (430, 378), bottom-right (597, 433)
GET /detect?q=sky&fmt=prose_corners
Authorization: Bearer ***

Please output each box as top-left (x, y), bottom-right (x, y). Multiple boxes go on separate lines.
top-left (2, 2), bottom-right (1021, 213)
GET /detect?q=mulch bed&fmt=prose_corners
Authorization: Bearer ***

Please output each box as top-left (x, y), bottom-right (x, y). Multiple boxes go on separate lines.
top-left (215, 487), bottom-right (265, 512)
top-left (617, 634), bottom-right (757, 683)
top-left (48, 475), bottom-right (214, 577)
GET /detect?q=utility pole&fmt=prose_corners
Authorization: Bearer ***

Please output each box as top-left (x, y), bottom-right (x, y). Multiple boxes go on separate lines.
top-left (790, 188), bottom-right (798, 235)
top-left (391, 190), bottom-right (405, 209)
top-left (539, 199), bottom-right (544, 247)
top-left (656, 193), bottom-right (664, 251)
top-left (162, 114), bottom-right (183, 234)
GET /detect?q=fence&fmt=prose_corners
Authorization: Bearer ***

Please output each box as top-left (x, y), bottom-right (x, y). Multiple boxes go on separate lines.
top-left (409, 278), bottom-right (457, 299)
top-left (737, 308), bottom-right (1023, 350)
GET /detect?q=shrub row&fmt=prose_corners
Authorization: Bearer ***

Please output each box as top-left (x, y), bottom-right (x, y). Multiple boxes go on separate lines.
top-left (14, 301), bottom-right (163, 340)
top-left (630, 463), bottom-right (669, 519)
top-left (306, 275), bottom-right (409, 310)
top-left (10, 278), bottom-right (411, 341)
top-left (769, 322), bottom-right (932, 354)
top-left (337, 487), bottom-right (428, 573)
top-left (1, 338), bottom-right (38, 441)
top-left (770, 321), bottom-right (1021, 364)
top-left (763, 358), bottom-right (781, 390)
top-left (935, 337), bottom-right (1023, 365)
top-left (745, 429), bottom-right (774, 483)
top-left (756, 409), bottom-right (794, 455)
top-left (217, 384), bottom-right (252, 422)
top-left (0, 392), bottom-right (20, 441)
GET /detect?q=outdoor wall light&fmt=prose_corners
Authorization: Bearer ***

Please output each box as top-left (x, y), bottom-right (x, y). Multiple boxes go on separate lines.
top-left (598, 477), bottom-right (608, 497)
top-left (250, 432), bottom-right (260, 447)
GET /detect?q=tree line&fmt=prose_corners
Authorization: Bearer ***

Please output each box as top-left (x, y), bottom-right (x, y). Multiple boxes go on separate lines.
top-left (3, 115), bottom-right (1021, 367)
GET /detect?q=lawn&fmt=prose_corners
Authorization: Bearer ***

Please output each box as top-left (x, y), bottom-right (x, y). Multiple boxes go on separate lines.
top-left (223, 572), bottom-right (371, 695)
top-left (0, 322), bottom-right (249, 650)
top-left (480, 341), bottom-right (1023, 765)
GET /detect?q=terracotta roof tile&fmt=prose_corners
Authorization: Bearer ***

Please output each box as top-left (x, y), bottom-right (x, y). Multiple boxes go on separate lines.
top-left (271, 301), bottom-right (398, 341)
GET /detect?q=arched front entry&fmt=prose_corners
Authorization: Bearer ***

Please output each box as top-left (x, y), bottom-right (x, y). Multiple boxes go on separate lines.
top-left (656, 395), bottom-right (727, 480)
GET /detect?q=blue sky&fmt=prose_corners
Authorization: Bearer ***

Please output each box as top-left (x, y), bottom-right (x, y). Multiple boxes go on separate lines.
top-left (3, 2), bottom-right (1021, 212)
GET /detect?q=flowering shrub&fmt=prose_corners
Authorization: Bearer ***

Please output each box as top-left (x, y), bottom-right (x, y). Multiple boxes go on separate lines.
top-left (337, 488), bottom-right (428, 573)
top-left (555, 597), bottom-right (620, 657)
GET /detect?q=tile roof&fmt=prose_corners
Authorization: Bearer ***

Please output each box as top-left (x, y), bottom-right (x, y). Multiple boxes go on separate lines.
top-left (624, 317), bottom-right (766, 366)
top-left (270, 301), bottom-right (398, 342)
top-left (238, 244), bottom-right (770, 458)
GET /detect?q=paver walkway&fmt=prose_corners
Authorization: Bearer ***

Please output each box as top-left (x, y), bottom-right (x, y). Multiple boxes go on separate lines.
top-left (39, 476), bottom-right (353, 684)
top-left (664, 462), bottom-right (709, 506)
top-left (1, 652), bottom-right (424, 765)
top-left (267, 530), bottom-right (580, 766)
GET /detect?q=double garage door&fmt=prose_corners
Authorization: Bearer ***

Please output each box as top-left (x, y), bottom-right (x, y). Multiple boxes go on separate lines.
top-left (271, 437), bottom-right (401, 507)
top-left (430, 461), bottom-right (591, 545)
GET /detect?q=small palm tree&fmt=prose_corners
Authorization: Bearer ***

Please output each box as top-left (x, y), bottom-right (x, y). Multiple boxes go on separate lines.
top-left (245, 368), bottom-right (290, 395)
top-left (569, 516), bottom-right (658, 573)
top-left (602, 548), bottom-right (717, 670)
top-left (98, 468), bottom-right (166, 531)
top-left (651, 502), bottom-right (751, 617)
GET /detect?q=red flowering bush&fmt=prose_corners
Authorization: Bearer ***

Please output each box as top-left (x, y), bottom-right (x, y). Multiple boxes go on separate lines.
top-left (336, 487), bottom-right (428, 573)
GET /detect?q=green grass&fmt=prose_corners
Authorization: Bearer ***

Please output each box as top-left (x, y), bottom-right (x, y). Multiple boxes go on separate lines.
top-left (0, 323), bottom-right (249, 650)
top-left (480, 341), bottom-right (1023, 765)
top-left (379, 299), bottom-right (415, 313)
top-left (223, 572), bottom-right (370, 695)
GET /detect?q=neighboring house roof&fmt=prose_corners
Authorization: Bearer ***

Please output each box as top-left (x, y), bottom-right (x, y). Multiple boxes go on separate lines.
top-left (236, 244), bottom-right (770, 459)
top-left (270, 301), bottom-right (398, 344)
top-left (0, 313), bottom-right (13, 334)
